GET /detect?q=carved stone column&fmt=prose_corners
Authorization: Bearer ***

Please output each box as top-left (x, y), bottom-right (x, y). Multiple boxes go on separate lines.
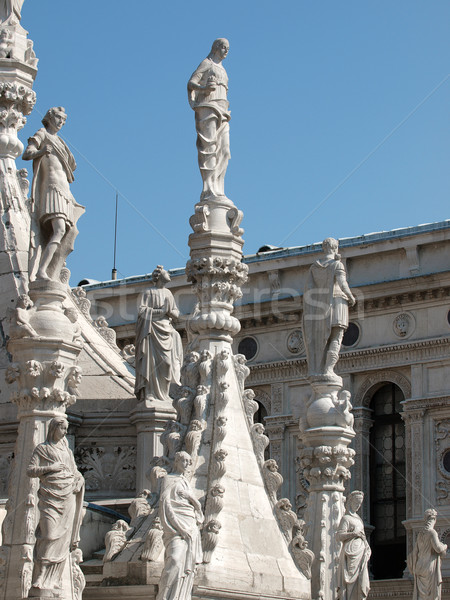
top-left (264, 415), bottom-right (286, 471)
top-left (130, 403), bottom-right (177, 492)
top-left (401, 406), bottom-right (426, 565)
top-left (352, 406), bottom-right (373, 524)
top-left (298, 379), bottom-right (356, 600)
top-left (0, 21), bottom-right (38, 390)
top-left (0, 281), bottom-right (83, 600)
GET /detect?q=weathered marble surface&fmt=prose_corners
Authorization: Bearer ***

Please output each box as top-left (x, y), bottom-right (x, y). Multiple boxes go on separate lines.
top-left (408, 509), bottom-right (447, 600)
top-left (27, 417), bottom-right (85, 598)
top-left (156, 451), bottom-right (203, 600)
top-left (134, 265), bottom-right (182, 405)
top-left (303, 237), bottom-right (355, 381)
top-left (188, 38), bottom-right (230, 200)
top-left (336, 491), bottom-right (371, 600)
top-left (23, 107), bottom-right (85, 282)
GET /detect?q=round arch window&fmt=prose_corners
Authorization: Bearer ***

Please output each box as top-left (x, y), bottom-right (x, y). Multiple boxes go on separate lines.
top-left (238, 336), bottom-right (258, 361)
top-left (342, 322), bottom-right (360, 347)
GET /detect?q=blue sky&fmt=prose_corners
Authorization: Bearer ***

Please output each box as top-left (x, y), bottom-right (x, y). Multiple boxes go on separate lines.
top-left (18, 1), bottom-right (450, 285)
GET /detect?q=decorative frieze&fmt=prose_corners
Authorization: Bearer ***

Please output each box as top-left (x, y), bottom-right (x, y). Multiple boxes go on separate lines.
top-left (247, 337), bottom-right (450, 385)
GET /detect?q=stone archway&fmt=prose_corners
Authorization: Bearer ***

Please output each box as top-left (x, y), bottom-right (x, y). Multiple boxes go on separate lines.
top-left (353, 370), bottom-right (411, 408)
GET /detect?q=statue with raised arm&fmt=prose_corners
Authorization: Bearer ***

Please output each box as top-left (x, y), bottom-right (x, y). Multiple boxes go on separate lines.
top-left (135, 265), bottom-right (183, 404)
top-left (26, 417), bottom-right (85, 598)
top-left (302, 237), bottom-right (356, 379)
top-left (23, 107), bottom-right (85, 282)
top-left (336, 491), bottom-right (371, 600)
top-left (156, 451), bottom-right (203, 600)
top-left (0, 0), bottom-right (24, 23)
top-left (187, 38), bottom-right (230, 199)
top-left (408, 509), bottom-right (447, 600)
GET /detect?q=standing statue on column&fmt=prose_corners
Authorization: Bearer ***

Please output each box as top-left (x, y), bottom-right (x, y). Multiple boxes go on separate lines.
top-left (408, 508), bottom-right (447, 600)
top-left (188, 38), bottom-right (231, 199)
top-left (135, 265), bottom-right (183, 404)
top-left (336, 491), bottom-right (371, 600)
top-left (303, 237), bottom-right (356, 379)
top-left (23, 107), bottom-right (85, 282)
top-left (26, 417), bottom-right (85, 598)
top-left (157, 451), bottom-right (203, 600)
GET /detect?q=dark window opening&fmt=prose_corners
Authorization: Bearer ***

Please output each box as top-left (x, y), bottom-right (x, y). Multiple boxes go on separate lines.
top-left (369, 383), bottom-right (406, 580)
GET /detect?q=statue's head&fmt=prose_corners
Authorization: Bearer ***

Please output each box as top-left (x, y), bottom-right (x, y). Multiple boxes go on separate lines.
top-left (424, 508), bottom-right (437, 527)
top-left (47, 417), bottom-right (68, 443)
top-left (151, 265), bottom-right (170, 285)
top-left (209, 38), bottom-right (229, 60)
top-left (347, 490), bottom-right (364, 511)
top-left (174, 450), bottom-right (191, 474)
top-left (42, 106), bottom-right (67, 131)
top-left (322, 237), bottom-right (339, 255)
top-left (17, 293), bottom-right (32, 309)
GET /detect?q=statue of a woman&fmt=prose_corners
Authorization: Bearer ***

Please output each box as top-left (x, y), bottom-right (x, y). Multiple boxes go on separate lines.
top-left (336, 490), bottom-right (371, 600)
top-left (302, 237), bottom-right (356, 379)
top-left (23, 107), bottom-right (85, 282)
top-left (27, 417), bottom-right (85, 597)
top-left (187, 38), bottom-right (231, 199)
top-left (408, 509), bottom-right (447, 600)
top-left (157, 451), bottom-right (203, 600)
top-left (135, 265), bottom-right (183, 404)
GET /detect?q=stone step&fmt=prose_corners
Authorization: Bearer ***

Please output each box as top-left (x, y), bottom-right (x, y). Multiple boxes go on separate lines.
top-left (81, 558), bottom-right (103, 575)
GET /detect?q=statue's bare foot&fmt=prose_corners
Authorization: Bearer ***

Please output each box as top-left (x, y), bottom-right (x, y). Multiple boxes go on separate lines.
top-left (36, 270), bottom-right (51, 281)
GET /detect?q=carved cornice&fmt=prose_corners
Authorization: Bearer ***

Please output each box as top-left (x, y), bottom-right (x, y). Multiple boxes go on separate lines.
top-left (246, 337), bottom-right (450, 385)
top-left (236, 283), bottom-right (450, 331)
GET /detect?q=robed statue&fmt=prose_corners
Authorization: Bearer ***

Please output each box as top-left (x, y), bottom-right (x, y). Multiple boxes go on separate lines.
top-left (302, 237), bottom-right (355, 379)
top-left (156, 451), bottom-right (203, 600)
top-left (408, 509), bottom-right (447, 600)
top-left (27, 417), bottom-right (85, 598)
top-left (188, 38), bottom-right (230, 199)
top-left (336, 491), bottom-right (371, 600)
top-left (23, 107), bottom-right (85, 282)
top-left (135, 265), bottom-right (183, 404)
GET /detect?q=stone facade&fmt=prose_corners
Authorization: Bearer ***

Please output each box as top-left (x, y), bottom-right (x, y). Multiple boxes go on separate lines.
top-left (58, 219), bottom-right (450, 585)
top-left (1, 220), bottom-right (449, 591)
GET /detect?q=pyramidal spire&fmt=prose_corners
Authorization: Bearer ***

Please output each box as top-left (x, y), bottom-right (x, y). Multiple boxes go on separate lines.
top-left (98, 38), bottom-right (312, 600)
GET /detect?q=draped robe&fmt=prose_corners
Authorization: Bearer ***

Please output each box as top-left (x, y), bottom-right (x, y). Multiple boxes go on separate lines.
top-left (27, 438), bottom-right (84, 591)
top-left (135, 287), bottom-right (182, 402)
top-left (337, 514), bottom-right (371, 600)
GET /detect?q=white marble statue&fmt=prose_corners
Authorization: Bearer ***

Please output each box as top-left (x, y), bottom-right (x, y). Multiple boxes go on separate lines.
top-left (103, 520), bottom-right (130, 563)
top-left (0, 0), bottom-right (24, 23)
top-left (26, 417), bottom-right (85, 597)
top-left (128, 489), bottom-right (153, 528)
top-left (408, 508), bottom-right (447, 600)
top-left (135, 265), bottom-right (183, 403)
top-left (303, 237), bottom-right (356, 379)
top-left (187, 38), bottom-right (231, 199)
top-left (336, 491), bottom-right (371, 600)
top-left (23, 107), bottom-right (85, 282)
top-left (157, 451), bottom-right (203, 600)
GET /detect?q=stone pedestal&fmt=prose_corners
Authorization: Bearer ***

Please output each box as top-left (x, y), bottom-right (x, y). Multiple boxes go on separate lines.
top-left (130, 402), bottom-right (177, 492)
top-left (187, 195), bottom-right (246, 350)
top-left (0, 282), bottom-right (82, 600)
top-left (299, 378), bottom-right (355, 600)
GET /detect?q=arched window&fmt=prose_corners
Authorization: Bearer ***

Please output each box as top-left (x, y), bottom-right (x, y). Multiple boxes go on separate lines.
top-left (255, 401), bottom-right (270, 461)
top-left (369, 383), bottom-right (406, 579)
